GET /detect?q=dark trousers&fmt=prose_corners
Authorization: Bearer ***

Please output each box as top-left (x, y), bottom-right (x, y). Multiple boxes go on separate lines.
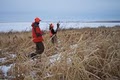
top-left (51, 35), bottom-right (57, 44)
top-left (35, 42), bottom-right (44, 54)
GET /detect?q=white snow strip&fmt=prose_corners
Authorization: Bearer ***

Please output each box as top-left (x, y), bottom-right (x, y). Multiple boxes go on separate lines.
top-left (49, 53), bottom-right (72, 65)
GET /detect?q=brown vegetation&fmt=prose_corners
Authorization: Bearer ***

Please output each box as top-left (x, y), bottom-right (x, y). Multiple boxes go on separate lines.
top-left (0, 26), bottom-right (120, 80)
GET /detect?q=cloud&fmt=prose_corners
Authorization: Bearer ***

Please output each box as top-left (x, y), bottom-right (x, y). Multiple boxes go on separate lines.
top-left (0, 0), bottom-right (120, 21)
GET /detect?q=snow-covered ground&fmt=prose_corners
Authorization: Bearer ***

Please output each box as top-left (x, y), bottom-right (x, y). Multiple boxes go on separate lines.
top-left (0, 22), bottom-right (120, 32)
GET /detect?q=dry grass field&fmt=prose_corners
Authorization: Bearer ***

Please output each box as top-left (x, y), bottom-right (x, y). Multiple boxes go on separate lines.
top-left (0, 26), bottom-right (120, 80)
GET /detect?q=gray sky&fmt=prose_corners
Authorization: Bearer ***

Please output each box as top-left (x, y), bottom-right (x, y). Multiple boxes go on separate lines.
top-left (0, 0), bottom-right (120, 22)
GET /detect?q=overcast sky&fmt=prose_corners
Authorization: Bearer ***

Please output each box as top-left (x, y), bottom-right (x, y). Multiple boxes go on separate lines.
top-left (0, 0), bottom-right (120, 22)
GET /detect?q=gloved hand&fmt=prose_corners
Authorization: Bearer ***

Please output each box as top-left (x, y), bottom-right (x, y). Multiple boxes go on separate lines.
top-left (57, 23), bottom-right (60, 29)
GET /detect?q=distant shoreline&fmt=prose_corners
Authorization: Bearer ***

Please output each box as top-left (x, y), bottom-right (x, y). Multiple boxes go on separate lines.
top-left (85, 21), bottom-right (120, 23)
top-left (56, 21), bottom-right (120, 23)
top-left (0, 20), bottom-right (120, 23)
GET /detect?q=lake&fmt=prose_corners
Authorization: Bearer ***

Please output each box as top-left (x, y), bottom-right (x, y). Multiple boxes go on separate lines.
top-left (0, 22), bottom-right (120, 32)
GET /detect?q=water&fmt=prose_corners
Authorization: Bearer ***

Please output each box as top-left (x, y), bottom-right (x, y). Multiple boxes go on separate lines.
top-left (0, 22), bottom-right (120, 32)
top-left (0, 22), bottom-right (49, 32)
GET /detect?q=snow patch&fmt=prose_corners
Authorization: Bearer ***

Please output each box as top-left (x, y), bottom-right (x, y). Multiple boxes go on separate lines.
top-left (0, 57), bottom-right (6, 63)
top-left (70, 44), bottom-right (78, 49)
top-left (10, 54), bottom-right (16, 58)
top-left (49, 53), bottom-right (61, 64)
top-left (0, 64), bottom-right (13, 76)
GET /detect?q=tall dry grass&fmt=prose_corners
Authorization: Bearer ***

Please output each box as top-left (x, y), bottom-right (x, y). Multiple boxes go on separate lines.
top-left (0, 26), bottom-right (120, 80)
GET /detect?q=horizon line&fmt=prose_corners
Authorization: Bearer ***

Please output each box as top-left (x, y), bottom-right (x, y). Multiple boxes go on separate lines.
top-left (0, 20), bottom-right (120, 23)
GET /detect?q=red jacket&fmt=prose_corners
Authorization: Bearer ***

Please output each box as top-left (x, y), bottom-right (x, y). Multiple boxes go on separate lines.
top-left (31, 22), bottom-right (43, 43)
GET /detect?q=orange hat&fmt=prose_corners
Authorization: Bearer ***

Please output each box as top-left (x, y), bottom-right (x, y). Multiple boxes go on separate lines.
top-left (35, 17), bottom-right (41, 22)
top-left (50, 23), bottom-right (54, 28)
